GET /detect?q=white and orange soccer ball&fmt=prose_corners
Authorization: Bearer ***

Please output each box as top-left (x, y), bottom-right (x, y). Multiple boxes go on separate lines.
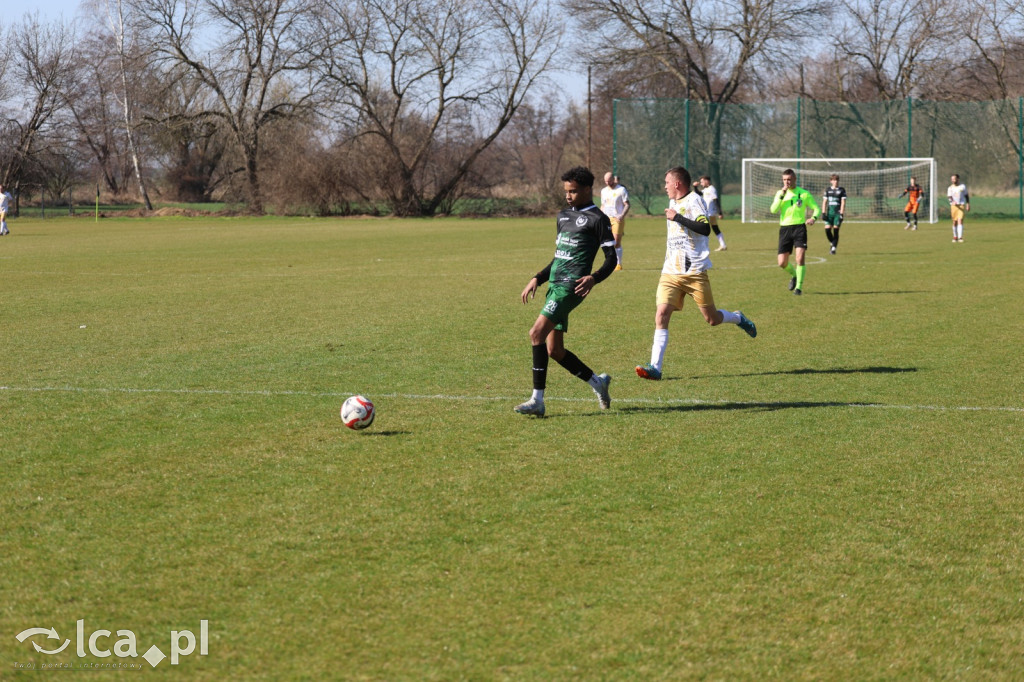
top-left (341, 395), bottom-right (375, 430)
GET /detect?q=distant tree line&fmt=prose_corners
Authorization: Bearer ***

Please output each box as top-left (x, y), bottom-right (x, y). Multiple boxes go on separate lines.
top-left (2, 0), bottom-right (1023, 216)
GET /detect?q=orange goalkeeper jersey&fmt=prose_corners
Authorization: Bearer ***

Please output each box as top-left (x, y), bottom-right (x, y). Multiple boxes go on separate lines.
top-left (903, 184), bottom-right (923, 212)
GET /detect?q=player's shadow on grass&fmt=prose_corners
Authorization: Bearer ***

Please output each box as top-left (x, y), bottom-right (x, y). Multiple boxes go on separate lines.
top-left (705, 366), bottom-right (917, 379)
top-left (363, 430), bottom-right (411, 437)
top-left (815, 290), bottom-right (930, 295)
top-left (618, 400), bottom-right (860, 415)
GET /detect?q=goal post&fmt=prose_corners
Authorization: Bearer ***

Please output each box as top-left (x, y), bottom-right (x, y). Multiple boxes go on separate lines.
top-left (741, 158), bottom-right (937, 224)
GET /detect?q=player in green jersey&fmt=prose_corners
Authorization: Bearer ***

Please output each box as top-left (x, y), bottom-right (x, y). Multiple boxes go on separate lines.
top-left (770, 169), bottom-right (820, 295)
top-left (515, 166), bottom-right (617, 417)
top-left (822, 174), bottom-right (846, 255)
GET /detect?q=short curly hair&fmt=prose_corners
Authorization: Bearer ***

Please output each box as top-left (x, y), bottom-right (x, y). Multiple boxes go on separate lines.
top-left (560, 166), bottom-right (595, 187)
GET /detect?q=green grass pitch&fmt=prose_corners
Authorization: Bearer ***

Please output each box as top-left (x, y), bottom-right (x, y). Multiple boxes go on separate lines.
top-left (2, 213), bottom-right (1023, 679)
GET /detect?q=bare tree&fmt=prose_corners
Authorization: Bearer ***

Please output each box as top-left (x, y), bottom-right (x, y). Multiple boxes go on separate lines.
top-left (132, 0), bottom-right (320, 213)
top-left (65, 36), bottom-right (130, 196)
top-left (962, 0), bottom-right (1024, 99)
top-left (0, 27), bottom-right (16, 192)
top-left (150, 69), bottom-right (233, 202)
top-left (498, 94), bottom-right (583, 209)
top-left (311, 0), bottom-right (561, 216)
top-left (102, 0), bottom-right (154, 209)
top-left (569, 0), bottom-right (829, 181)
top-left (954, 0), bottom-right (1024, 190)
top-left (0, 15), bottom-right (78, 190)
top-left (0, 27), bottom-right (12, 104)
top-left (830, 0), bottom-right (954, 100)
top-left (797, 0), bottom-right (956, 158)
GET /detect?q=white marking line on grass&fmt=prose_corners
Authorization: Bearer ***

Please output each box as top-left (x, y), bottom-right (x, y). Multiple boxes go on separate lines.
top-left (1, 385), bottom-right (1022, 413)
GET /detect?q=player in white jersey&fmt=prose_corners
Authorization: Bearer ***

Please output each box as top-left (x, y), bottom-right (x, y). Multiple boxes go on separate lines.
top-left (946, 174), bottom-right (969, 242)
top-left (600, 172), bottom-right (630, 269)
top-left (0, 184), bottom-right (12, 236)
top-left (693, 176), bottom-right (727, 250)
top-left (635, 167), bottom-right (757, 381)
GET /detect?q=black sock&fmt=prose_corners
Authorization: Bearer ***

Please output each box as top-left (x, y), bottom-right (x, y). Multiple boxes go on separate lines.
top-left (532, 344), bottom-right (548, 390)
top-left (824, 228), bottom-right (834, 245)
top-left (832, 228), bottom-right (839, 247)
top-left (555, 350), bottom-right (594, 382)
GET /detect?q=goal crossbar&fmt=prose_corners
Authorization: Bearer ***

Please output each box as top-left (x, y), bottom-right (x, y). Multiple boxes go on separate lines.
top-left (741, 158), bottom-right (938, 224)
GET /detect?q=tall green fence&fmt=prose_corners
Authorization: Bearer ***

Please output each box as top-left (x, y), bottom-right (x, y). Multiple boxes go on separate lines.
top-left (613, 97), bottom-right (1024, 219)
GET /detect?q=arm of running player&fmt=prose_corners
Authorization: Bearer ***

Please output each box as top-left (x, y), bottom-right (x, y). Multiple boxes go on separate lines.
top-left (522, 260), bottom-right (553, 303)
top-left (840, 196), bottom-right (846, 215)
top-left (575, 244), bottom-right (617, 296)
top-left (666, 209), bottom-right (712, 236)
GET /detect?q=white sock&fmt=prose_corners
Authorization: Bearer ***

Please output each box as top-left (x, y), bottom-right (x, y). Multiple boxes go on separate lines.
top-left (531, 389), bottom-right (544, 402)
top-left (957, 225), bottom-right (963, 239)
top-left (650, 328), bottom-right (669, 371)
top-left (615, 246), bottom-right (623, 264)
top-left (586, 374), bottom-right (604, 390)
top-left (718, 234), bottom-right (726, 247)
top-left (719, 310), bottom-right (740, 325)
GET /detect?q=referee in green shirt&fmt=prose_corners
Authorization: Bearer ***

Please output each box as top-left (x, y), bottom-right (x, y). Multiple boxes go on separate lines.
top-left (770, 168), bottom-right (820, 295)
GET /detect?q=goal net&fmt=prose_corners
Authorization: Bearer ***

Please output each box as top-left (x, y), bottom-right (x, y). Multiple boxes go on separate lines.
top-left (741, 158), bottom-right (937, 224)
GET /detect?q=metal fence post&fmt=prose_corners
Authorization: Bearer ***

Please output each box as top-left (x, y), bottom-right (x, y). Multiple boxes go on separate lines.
top-left (612, 98), bottom-right (618, 177)
top-left (684, 98), bottom-right (690, 170)
top-left (907, 97), bottom-right (913, 157)
top-left (796, 97), bottom-right (802, 160)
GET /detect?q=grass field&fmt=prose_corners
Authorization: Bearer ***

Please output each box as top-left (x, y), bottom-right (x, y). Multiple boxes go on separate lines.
top-left (2, 212), bottom-right (1023, 679)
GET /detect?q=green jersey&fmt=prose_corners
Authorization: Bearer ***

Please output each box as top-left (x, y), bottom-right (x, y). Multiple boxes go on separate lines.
top-left (770, 186), bottom-right (820, 225)
top-left (548, 205), bottom-right (615, 285)
top-left (823, 186), bottom-right (846, 212)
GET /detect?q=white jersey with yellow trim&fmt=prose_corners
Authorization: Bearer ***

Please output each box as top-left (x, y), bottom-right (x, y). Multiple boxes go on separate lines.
top-left (947, 183), bottom-right (968, 205)
top-left (663, 192), bottom-right (712, 275)
top-left (600, 184), bottom-right (629, 219)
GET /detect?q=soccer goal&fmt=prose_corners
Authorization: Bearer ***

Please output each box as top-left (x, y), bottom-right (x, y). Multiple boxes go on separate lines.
top-left (741, 158), bottom-right (937, 224)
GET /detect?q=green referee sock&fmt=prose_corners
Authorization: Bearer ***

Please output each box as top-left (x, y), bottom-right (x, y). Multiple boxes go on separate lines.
top-left (795, 265), bottom-right (806, 290)
top-left (783, 262), bottom-right (796, 278)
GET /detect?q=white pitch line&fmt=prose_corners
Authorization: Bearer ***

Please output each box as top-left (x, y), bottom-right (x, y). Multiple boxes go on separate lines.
top-left (1, 385), bottom-right (1022, 413)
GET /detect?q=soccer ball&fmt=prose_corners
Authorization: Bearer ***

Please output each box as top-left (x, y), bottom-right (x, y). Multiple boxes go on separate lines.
top-left (341, 395), bottom-right (375, 430)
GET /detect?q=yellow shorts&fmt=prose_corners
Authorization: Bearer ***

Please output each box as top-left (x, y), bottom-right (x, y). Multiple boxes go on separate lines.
top-left (657, 272), bottom-right (716, 311)
top-left (950, 204), bottom-right (965, 221)
top-left (609, 216), bottom-right (625, 237)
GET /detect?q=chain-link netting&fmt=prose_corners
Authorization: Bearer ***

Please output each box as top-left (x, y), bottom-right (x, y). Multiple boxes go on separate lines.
top-left (613, 98), bottom-right (1024, 218)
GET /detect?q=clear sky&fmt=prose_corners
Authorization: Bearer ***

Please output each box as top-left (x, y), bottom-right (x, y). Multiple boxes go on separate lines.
top-left (26, 0), bottom-right (83, 21)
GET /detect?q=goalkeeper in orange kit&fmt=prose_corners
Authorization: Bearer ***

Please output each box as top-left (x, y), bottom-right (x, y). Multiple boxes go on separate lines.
top-left (900, 177), bottom-right (924, 230)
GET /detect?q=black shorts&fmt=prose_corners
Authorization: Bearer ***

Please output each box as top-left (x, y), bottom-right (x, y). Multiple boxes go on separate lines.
top-left (778, 224), bottom-right (808, 254)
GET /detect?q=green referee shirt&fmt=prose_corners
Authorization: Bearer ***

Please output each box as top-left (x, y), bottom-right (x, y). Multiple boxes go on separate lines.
top-left (770, 186), bottom-right (820, 225)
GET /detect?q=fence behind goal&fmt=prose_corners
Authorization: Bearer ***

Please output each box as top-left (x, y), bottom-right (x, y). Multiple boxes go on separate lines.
top-left (742, 158), bottom-right (937, 224)
top-left (612, 98), bottom-right (1024, 219)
